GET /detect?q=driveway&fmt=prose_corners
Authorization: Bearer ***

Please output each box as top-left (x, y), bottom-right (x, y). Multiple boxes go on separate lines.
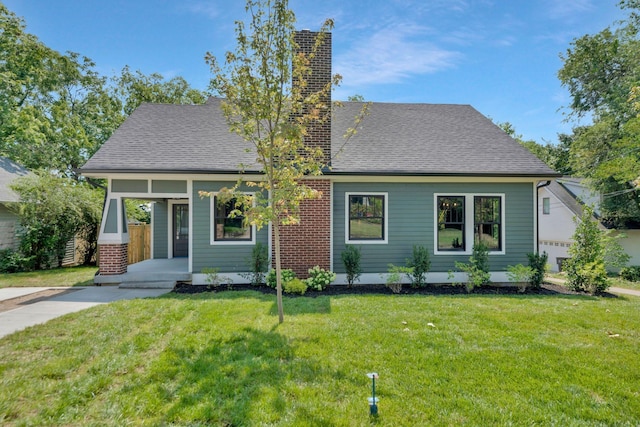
top-left (0, 286), bottom-right (172, 339)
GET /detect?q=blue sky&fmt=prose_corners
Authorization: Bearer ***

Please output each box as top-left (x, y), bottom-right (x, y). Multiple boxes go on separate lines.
top-left (4, 0), bottom-right (626, 143)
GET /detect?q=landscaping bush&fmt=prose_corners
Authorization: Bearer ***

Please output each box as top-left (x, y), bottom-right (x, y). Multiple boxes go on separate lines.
top-left (306, 266), bottom-right (336, 291)
top-left (283, 278), bottom-right (307, 295)
top-left (202, 267), bottom-right (233, 290)
top-left (406, 244), bottom-right (431, 288)
top-left (266, 268), bottom-right (296, 289)
top-left (241, 242), bottom-right (269, 285)
top-left (620, 266), bottom-right (640, 282)
top-left (341, 245), bottom-right (362, 288)
top-left (454, 242), bottom-right (491, 292)
top-left (0, 249), bottom-right (31, 273)
top-left (527, 251), bottom-right (548, 289)
top-left (507, 264), bottom-right (535, 293)
top-left (385, 264), bottom-right (411, 294)
top-left (565, 206), bottom-right (613, 293)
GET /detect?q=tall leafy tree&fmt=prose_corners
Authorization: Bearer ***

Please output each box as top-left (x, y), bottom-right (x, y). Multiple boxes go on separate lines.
top-left (10, 172), bottom-right (103, 269)
top-left (558, 1), bottom-right (640, 227)
top-left (206, 0), bottom-right (365, 323)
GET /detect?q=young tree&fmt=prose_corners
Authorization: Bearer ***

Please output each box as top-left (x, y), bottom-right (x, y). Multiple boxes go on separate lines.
top-left (205, 0), bottom-right (364, 323)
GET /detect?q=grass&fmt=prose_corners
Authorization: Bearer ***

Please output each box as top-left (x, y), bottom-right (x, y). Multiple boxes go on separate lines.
top-left (0, 266), bottom-right (97, 288)
top-left (1, 291), bottom-right (639, 425)
top-left (548, 271), bottom-right (640, 291)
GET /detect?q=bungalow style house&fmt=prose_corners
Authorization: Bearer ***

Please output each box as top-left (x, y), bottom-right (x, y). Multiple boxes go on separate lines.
top-left (538, 177), bottom-right (640, 271)
top-left (81, 31), bottom-right (559, 286)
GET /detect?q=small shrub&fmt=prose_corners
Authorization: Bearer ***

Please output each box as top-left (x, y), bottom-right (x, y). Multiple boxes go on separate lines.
top-left (283, 278), bottom-right (307, 295)
top-left (202, 267), bottom-right (233, 290)
top-left (385, 264), bottom-right (411, 294)
top-left (266, 268), bottom-right (296, 289)
top-left (565, 206), bottom-right (611, 293)
top-left (507, 264), bottom-right (535, 293)
top-left (406, 245), bottom-right (431, 288)
top-left (241, 242), bottom-right (269, 285)
top-left (454, 242), bottom-right (491, 292)
top-left (527, 252), bottom-right (548, 289)
top-left (0, 249), bottom-right (29, 273)
top-left (306, 266), bottom-right (336, 291)
top-left (620, 266), bottom-right (640, 282)
top-left (341, 245), bottom-right (362, 288)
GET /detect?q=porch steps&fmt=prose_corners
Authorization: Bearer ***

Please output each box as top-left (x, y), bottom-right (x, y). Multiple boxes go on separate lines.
top-left (119, 281), bottom-right (176, 289)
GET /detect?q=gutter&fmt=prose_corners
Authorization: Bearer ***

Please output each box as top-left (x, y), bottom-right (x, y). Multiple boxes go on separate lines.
top-left (536, 180), bottom-right (552, 254)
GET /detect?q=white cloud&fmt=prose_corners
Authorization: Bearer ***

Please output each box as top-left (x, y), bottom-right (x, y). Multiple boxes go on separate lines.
top-left (334, 24), bottom-right (461, 87)
top-left (546, 0), bottom-right (594, 20)
top-left (185, 1), bottom-right (223, 20)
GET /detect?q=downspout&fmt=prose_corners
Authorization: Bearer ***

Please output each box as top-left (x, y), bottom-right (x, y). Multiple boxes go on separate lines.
top-left (536, 181), bottom-right (551, 254)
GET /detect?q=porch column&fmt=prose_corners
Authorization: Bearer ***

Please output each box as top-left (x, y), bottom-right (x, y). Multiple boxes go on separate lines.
top-left (97, 195), bottom-right (129, 275)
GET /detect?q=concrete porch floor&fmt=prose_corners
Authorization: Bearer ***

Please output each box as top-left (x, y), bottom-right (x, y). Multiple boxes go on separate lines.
top-left (94, 258), bottom-right (191, 286)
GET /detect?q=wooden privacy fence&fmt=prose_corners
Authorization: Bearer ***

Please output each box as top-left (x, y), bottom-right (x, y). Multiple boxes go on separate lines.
top-left (128, 223), bottom-right (151, 265)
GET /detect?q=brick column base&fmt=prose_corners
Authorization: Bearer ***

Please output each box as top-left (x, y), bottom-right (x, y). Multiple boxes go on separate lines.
top-left (98, 243), bottom-right (128, 275)
top-left (275, 180), bottom-right (331, 278)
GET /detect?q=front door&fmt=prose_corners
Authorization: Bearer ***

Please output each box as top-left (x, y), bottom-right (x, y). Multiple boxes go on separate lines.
top-left (173, 204), bottom-right (189, 257)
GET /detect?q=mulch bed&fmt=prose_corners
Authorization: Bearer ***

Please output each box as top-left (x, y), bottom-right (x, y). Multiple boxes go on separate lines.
top-left (173, 282), bottom-right (616, 298)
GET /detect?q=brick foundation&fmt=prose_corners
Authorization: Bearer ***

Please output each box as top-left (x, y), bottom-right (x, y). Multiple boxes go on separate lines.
top-left (275, 180), bottom-right (331, 278)
top-left (98, 243), bottom-right (128, 275)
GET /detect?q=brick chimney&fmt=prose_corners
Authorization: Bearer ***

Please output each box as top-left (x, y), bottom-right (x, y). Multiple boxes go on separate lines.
top-left (294, 30), bottom-right (332, 165)
top-left (276, 31), bottom-right (333, 278)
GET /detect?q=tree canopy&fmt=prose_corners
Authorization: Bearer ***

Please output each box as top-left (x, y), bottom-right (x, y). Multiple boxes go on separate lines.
top-left (0, 4), bottom-right (207, 178)
top-left (558, 1), bottom-right (640, 228)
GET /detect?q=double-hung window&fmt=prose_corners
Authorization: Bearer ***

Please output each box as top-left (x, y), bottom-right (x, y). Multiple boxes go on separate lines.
top-left (437, 196), bottom-right (465, 251)
top-left (346, 193), bottom-right (388, 243)
top-left (435, 194), bottom-right (504, 254)
top-left (474, 196), bottom-right (502, 251)
top-left (211, 194), bottom-right (254, 244)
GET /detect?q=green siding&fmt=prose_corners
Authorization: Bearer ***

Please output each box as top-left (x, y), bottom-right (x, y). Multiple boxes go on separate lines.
top-left (333, 182), bottom-right (534, 273)
top-left (152, 180), bottom-right (187, 194)
top-left (112, 179), bottom-right (148, 193)
top-left (192, 181), bottom-right (268, 273)
top-left (153, 201), bottom-right (168, 259)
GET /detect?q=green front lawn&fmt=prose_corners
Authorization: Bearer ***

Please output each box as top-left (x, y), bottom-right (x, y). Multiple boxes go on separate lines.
top-left (1, 291), bottom-right (639, 425)
top-left (0, 266), bottom-right (97, 288)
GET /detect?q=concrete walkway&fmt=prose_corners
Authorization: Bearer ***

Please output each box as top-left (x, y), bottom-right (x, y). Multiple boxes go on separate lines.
top-left (545, 277), bottom-right (640, 297)
top-left (0, 286), bottom-right (172, 339)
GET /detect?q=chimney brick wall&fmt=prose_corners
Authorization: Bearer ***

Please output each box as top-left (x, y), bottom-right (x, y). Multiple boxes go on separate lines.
top-left (275, 179), bottom-right (331, 278)
top-left (294, 30), bottom-right (332, 165)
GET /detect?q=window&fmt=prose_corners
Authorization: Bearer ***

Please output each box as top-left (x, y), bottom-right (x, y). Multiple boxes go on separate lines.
top-left (474, 196), bottom-right (502, 251)
top-left (542, 197), bottom-right (550, 215)
top-left (437, 196), bottom-right (465, 251)
top-left (346, 193), bottom-right (387, 243)
top-left (435, 193), bottom-right (504, 254)
top-left (213, 196), bottom-right (252, 242)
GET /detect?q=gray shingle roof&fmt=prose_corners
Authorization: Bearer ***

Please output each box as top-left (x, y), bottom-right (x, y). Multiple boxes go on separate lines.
top-left (81, 97), bottom-right (559, 177)
top-left (0, 157), bottom-right (30, 203)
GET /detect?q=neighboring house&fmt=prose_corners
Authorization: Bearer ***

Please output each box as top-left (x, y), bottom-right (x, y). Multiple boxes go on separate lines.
top-left (0, 157), bottom-right (29, 251)
top-left (81, 31), bottom-right (559, 285)
top-left (538, 177), bottom-right (640, 271)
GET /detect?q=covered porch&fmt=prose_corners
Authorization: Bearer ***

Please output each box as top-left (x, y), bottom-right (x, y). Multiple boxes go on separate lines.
top-left (94, 258), bottom-right (191, 288)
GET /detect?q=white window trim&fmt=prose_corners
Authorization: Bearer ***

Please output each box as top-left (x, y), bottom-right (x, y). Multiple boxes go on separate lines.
top-left (345, 192), bottom-right (389, 244)
top-left (434, 193), bottom-right (505, 255)
top-left (210, 192), bottom-right (256, 246)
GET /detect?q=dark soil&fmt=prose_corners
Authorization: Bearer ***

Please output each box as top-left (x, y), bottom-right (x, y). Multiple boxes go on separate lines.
top-left (172, 282), bottom-right (616, 298)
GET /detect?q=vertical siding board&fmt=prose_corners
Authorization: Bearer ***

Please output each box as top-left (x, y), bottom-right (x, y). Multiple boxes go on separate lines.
top-left (333, 182), bottom-right (534, 274)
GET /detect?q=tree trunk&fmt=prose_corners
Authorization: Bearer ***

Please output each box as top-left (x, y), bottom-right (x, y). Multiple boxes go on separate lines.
top-left (273, 221), bottom-right (285, 323)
